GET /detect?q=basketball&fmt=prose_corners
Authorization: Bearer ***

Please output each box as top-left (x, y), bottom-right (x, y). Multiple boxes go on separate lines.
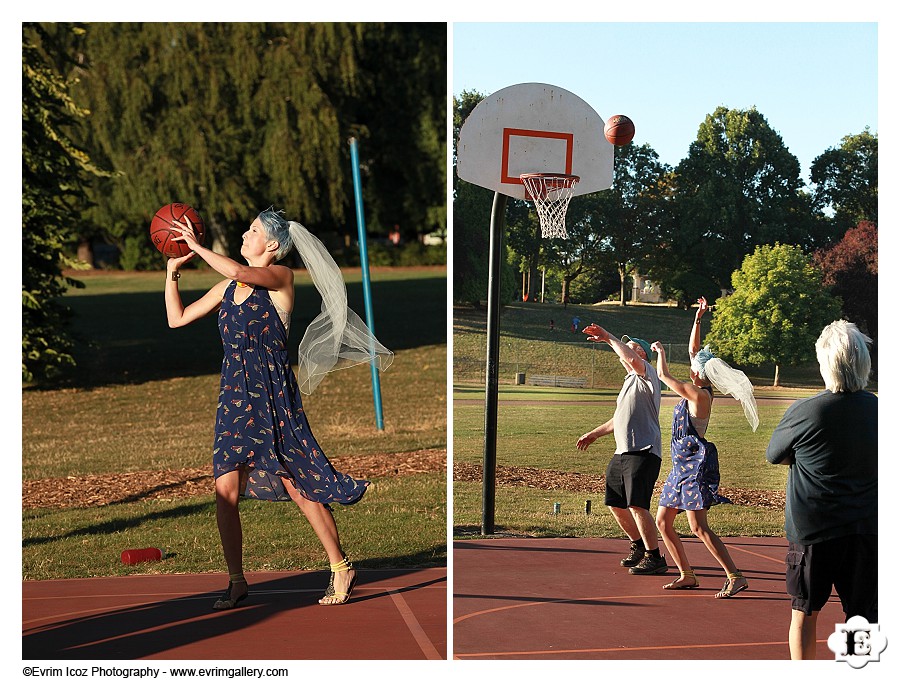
top-left (149, 203), bottom-right (205, 258)
top-left (604, 114), bottom-right (635, 146)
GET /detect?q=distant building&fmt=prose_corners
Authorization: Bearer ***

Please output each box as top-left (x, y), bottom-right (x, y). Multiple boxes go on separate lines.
top-left (631, 271), bottom-right (666, 303)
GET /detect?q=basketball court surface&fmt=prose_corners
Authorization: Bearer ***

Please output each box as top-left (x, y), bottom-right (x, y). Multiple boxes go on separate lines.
top-left (454, 536), bottom-right (845, 660)
top-left (23, 567), bottom-right (446, 660)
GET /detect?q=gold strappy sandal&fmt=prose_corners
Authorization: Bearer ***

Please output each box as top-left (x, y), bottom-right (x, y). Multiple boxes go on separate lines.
top-left (663, 569), bottom-right (699, 590)
top-left (715, 571), bottom-right (749, 599)
top-left (319, 556), bottom-right (357, 606)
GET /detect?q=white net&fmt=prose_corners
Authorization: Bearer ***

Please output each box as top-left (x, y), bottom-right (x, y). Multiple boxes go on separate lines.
top-left (520, 173), bottom-right (579, 239)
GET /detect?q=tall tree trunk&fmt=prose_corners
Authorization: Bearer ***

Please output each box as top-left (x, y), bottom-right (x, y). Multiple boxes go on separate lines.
top-left (618, 263), bottom-right (628, 306)
top-left (527, 262), bottom-right (539, 301)
top-left (773, 364), bottom-right (781, 388)
top-left (76, 240), bottom-right (94, 268)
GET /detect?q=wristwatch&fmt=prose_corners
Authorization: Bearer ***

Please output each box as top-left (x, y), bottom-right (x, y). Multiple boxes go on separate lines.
top-left (171, 271), bottom-right (181, 281)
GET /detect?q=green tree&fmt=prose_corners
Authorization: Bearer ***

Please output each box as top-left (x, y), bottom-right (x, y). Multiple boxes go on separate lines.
top-left (706, 243), bottom-right (842, 387)
top-left (810, 129), bottom-right (878, 240)
top-left (60, 23), bottom-right (445, 267)
top-left (541, 201), bottom-right (615, 305)
top-left (22, 24), bottom-right (108, 381)
top-left (589, 143), bottom-right (672, 305)
top-left (357, 24), bottom-right (446, 241)
top-left (660, 107), bottom-right (820, 303)
top-left (504, 200), bottom-right (543, 301)
top-left (527, 143), bottom-right (670, 306)
top-left (453, 180), bottom-right (516, 306)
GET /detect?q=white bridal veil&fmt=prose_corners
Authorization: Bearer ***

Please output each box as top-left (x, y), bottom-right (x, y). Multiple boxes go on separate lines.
top-left (288, 220), bottom-right (394, 394)
top-left (692, 346), bottom-right (759, 431)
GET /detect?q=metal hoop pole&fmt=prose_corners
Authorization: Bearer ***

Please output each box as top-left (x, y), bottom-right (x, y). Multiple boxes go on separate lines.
top-left (482, 191), bottom-right (507, 536)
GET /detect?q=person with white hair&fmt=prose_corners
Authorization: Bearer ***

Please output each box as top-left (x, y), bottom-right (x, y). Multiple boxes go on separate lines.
top-left (766, 320), bottom-right (877, 660)
top-left (651, 297), bottom-right (758, 598)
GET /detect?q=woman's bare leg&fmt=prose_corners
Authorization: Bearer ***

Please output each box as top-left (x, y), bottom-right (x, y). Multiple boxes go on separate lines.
top-left (656, 506), bottom-right (697, 587)
top-left (282, 479), bottom-right (355, 603)
top-left (687, 509), bottom-right (748, 595)
top-left (214, 469), bottom-right (248, 601)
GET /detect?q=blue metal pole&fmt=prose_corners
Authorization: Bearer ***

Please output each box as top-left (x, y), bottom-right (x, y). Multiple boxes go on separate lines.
top-left (348, 137), bottom-right (385, 430)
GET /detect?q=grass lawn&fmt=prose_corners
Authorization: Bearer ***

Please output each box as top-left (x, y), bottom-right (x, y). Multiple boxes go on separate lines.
top-left (452, 482), bottom-right (786, 540)
top-left (454, 299), bottom-right (846, 390)
top-left (24, 473), bottom-right (445, 580)
top-left (23, 267), bottom-right (447, 580)
top-left (451, 298), bottom-right (844, 540)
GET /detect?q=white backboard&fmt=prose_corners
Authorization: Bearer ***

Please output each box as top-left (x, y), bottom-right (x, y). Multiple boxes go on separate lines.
top-left (457, 82), bottom-right (613, 200)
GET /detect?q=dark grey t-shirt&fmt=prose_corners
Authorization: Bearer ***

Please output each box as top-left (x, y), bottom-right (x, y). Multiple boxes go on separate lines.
top-left (765, 389), bottom-right (877, 544)
top-left (613, 360), bottom-right (662, 458)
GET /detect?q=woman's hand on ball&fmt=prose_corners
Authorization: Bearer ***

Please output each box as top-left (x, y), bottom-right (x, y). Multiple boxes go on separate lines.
top-left (172, 216), bottom-right (201, 251)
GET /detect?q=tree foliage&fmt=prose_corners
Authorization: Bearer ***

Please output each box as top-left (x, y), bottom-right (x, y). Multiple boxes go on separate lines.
top-left (504, 142), bottom-right (671, 306)
top-left (586, 143), bottom-right (672, 304)
top-left (813, 220), bottom-right (877, 337)
top-left (453, 180), bottom-right (517, 307)
top-left (810, 129), bottom-right (878, 239)
top-left (22, 24), bottom-right (109, 381)
top-left (52, 22), bottom-right (445, 266)
top-left (706, 243), bottom-right (842, 386)
top-left (504, 200), bottom-right (543, 301)
top-left (660, 107), bottom-right (819, 303)
top-left (540, 196), bottom-right (616, 304)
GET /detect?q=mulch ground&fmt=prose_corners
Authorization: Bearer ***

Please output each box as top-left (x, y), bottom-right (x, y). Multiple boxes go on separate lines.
top-left (452, 462), bottom-right (785, 509)
top-left (23, 451), bottom-right (784, 511)
top-left (23, 449), bottom-right (446, 510)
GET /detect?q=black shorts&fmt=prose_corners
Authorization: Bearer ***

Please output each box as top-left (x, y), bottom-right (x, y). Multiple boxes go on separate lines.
top-left (785, 535), bottom-right (877, 620)
top-left (604, 450), bottom-right (661, 510)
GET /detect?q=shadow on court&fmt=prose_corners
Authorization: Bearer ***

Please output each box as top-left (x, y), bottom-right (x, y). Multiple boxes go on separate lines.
top-left (23, 568), bottom-right (446, 660)
top-left (453, 536), bottom-right (846, 660)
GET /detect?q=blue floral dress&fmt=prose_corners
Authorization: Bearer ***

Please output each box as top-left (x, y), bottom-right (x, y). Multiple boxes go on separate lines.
top-left (212, 281), bottom-right (368, 504)
top-left (658, 389), bottom-right (730, 511)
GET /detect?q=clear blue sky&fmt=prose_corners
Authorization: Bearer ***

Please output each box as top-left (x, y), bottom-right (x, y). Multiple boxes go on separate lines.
top-left (453, 22), bottom-right (877, 187)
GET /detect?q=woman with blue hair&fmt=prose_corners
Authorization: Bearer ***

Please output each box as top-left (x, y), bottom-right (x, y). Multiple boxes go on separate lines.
top-left (164, 208), bottom-right (392, 609)
top-left (650, 297), bottom-right (758, 598)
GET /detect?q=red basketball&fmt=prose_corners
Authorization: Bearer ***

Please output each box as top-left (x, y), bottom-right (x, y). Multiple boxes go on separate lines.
top-left (149, 203), bottom-right (205, 258)
top-left (604, 114), bottom-right (635, 146)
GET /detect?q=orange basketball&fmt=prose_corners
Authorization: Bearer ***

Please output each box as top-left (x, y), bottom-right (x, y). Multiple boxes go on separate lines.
top-left (604, 114), bottom-right (635, 146)
top-left (149, 203), bottom-right (205, 258)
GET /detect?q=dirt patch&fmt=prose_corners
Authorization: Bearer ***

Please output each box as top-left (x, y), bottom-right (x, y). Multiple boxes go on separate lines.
top-left (24, 449), bottom-right (446, 510)
top-left (453, 462), bottom-right (785, 510)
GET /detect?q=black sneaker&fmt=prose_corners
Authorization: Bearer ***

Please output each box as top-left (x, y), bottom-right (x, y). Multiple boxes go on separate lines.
top-left (629, 553), bottom-right (668, 575)
top-left (620, 540), bottom-right (645, 567)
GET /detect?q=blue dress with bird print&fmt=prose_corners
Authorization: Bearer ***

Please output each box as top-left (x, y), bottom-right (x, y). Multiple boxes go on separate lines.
top-left (212, 280), bottom-right (368, 504)
top-left (658, 389), bottom-right (730, 511)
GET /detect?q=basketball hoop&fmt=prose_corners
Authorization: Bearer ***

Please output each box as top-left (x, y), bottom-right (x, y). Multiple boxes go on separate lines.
top-left (520, 173), bottom-right (580, 239)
